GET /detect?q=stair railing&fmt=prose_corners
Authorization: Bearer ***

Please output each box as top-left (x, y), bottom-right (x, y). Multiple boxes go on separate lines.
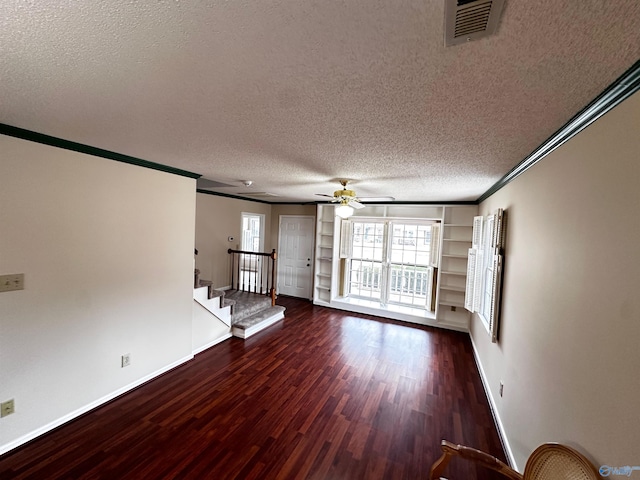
top-left (227, 248), bottom-right (277, 306)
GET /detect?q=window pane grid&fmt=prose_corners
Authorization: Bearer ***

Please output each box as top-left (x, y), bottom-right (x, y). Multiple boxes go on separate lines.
top-left (388, 264), bottom-right (430, 306)
top-left (348, 221), bottom-right (433, 308)
top-left (349, 259), bottom-right (382, 300)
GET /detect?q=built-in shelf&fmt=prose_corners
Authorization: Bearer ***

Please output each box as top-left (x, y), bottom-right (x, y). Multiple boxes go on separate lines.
top-left (311, 204), bottom-right (478, 332)
top-left (439, 300), bottom-right (465, 308)
top-left (313, 204), bottom-right (338, 306)
top-left (440, 285), bottom-right (466, 292)
top-left (432, 206), bottom-right (477, 330)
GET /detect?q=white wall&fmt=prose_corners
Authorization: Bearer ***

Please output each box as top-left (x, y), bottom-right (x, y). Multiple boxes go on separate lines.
top-left (195, 193), bottom-right (272, 288)
top-left (471, 92), bottom-right (640, 469)
top-left (0, 135), bottom-right (196, 453)
top-left (192, 301), bottom-right (230, 354)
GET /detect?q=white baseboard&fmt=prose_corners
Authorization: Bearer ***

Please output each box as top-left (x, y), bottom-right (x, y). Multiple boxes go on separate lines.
top-left (0, 354), bottom-right (194, 457)
top-left (192, 333), bottom-right (232, 355)
top-left (469, 334), bottom-right (519, 471)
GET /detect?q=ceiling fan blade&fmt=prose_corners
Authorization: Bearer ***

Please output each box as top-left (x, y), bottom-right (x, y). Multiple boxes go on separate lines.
top-left (349, 200), bottom-right (365, 209)
top-left (315, 193), bottom-right (335, 198)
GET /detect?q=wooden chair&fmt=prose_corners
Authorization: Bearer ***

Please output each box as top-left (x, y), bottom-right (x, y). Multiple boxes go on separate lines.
top-left (429, 440), bottom-right (602, 480)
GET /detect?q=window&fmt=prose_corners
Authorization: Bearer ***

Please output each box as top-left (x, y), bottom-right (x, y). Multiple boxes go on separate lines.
top-left (241, 213), bottom-right (264, 252)
top-left (346, 219), bottom-right (437, 308)
top-left (240, 213), bottom-right (265, 287)
top-left (349, 222), bottom-right (385, 300)
top-left (465, 209), bottom-right (504, 342)
top-left (480, 214), bottom-right (495, 322)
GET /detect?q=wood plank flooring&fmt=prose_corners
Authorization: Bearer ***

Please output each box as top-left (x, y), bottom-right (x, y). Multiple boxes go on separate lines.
top-left (0, 297), bottom-right (507, 479)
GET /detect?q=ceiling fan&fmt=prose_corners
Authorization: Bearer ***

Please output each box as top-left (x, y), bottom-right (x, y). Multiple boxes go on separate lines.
top-left (316, 180), bottom-right (394, 218)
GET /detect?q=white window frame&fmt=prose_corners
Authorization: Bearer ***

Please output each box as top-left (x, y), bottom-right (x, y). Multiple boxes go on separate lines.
top-left (345, 219), bottom-right (387, 303)
top-left (344, 218), bottom-right (437, 309)
top-left (241, 213), bottom-right (265, 252)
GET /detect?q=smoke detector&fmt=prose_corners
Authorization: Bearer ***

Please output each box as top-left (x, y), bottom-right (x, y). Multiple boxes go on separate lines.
top-left (445, 0), bottom-right (505, 47)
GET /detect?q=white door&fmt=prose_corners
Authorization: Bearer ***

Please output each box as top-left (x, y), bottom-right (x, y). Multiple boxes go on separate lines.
top-left (278, 216), bottom-right (315, 298)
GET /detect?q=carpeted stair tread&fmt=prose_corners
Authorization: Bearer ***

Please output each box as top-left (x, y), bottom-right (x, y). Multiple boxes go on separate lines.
top-left (222, 298), bottom-right (236, 308)
top-left (209, 288), bottom-right (225, 299)
top-left (224, 290), bottom-right (274, 323)
top-left (233, 306), bottom-right (286, 330)
top-left (196, 279), bottom-right (227, 301)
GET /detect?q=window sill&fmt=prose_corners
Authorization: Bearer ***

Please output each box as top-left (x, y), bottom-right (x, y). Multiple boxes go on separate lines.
top-left (331, 296), bottom-right (436, 326)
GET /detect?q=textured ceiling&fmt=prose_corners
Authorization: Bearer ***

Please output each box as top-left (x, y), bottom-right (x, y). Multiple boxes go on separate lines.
top-left (1, 1), bottom-right (639, 203)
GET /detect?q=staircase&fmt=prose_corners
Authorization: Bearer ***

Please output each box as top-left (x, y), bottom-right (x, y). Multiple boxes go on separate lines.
top-left (194, 269), bottom-right (285, 339)
top-left (224, 289), bottom-right (286, 339)
top-left (193, 277), bottom-right (232, 327)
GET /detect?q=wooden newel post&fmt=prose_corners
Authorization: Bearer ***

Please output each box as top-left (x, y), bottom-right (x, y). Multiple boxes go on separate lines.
top-left (270, 249), bottom-right (277, 306)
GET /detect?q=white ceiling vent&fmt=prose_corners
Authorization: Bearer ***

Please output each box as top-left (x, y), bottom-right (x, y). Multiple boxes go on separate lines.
top-left (241, 192), bottom-right (280, 197)
top-left (445, 0), bottom-right (505, 47)
top-left (197, 178), bottom-right (235, 189)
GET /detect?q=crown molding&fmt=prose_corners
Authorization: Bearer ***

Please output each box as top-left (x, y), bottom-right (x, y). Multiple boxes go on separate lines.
top-left (0, 123), bottom-right (201, 179)
top-left (197, 189), bottom-right (273, 204)
top-left (196, 190), bottom-right (478, 206)
top-left (478, 58), bottom-right (640, 203)
top-left (7, 57), bottom-right (638, 202)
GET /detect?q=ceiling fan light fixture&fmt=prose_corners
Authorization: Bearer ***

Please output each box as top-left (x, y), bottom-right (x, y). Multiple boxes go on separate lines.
top-left (335, 204), bottom-right (354, 218)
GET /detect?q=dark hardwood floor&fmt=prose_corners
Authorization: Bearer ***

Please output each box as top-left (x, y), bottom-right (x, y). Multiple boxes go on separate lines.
top-left (0, 297), bottom-right (507, 479)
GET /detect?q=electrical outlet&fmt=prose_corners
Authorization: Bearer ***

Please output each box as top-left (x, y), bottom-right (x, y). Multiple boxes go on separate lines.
top-left (499, 382), bottom-right (504, 397)
top-left (0, 274), bottom-right (24, 293)
top-left (121, 354), bottom-right (131, 368)
top-left (1, 399), bottom-right (15, 417)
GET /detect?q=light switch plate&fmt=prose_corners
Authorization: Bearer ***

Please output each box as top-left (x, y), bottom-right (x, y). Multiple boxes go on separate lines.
top-left (0, 274), bottom-right (24, 292)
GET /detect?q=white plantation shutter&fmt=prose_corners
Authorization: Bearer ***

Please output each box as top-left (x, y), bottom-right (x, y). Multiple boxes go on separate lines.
top-left (339, 220), bottom-right (352, 258)
top-left (485, 213), bottom-right (495, 249)
top-left (464, 248), bottom-right (476, 311)
top-left (488, 253), bottom-right (502, 343)
top-left (467, 209), bottom-right (505, 343)
top-left (430, 223), bottom-right (441, 267)
top-left (465, 216), bottom-right (484, 312)
top-left (473, 249), bottom-right (484, 312)
top-left (472, 216), bottom-right (483, 248)
top-left (493, 208), bottom-right (504, 248)
top-left (486, 209), bottom-right (504, 343)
